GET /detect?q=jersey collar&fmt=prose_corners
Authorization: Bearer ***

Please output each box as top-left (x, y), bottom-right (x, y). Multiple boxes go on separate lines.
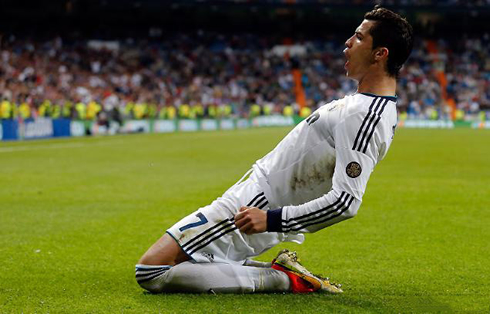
top-left (360, 92), bottom-right (397, 102)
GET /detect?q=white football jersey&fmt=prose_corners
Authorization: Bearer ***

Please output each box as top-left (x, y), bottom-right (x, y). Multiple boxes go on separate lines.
top-left (254, 93), bottom-right (398, 233)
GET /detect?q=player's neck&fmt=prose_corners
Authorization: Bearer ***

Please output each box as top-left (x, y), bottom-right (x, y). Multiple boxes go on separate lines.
top-left (356, 70), bottom-right (396, 97)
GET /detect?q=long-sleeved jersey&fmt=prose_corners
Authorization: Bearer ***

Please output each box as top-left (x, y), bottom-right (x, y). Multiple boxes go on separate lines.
top-left (253, 93), bottom-right (398, 234)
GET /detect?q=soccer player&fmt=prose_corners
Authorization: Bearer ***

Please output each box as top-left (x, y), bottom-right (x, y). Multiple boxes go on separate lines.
top-left (136, 6), bottom-right (413, 294)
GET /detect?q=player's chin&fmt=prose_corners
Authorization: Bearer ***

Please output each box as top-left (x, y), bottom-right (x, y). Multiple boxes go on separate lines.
top-left (344, 65), bottom-right (350, 77)
top-left (345, 71), bottom-right (359, 82)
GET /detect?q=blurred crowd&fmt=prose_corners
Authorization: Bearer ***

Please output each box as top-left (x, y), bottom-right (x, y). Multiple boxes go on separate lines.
top-left (194, 0), bottom-right (490, 6)
top-left (192, 0), bottom-right (490, 6)
top-left (398, 36), bottom-right (490, 120)
top-left (1, 32), bottom-right (489, 122)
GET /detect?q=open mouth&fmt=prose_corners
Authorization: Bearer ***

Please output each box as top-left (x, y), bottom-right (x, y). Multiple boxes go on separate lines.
top-left (343, 50), bottom-right (349, 70)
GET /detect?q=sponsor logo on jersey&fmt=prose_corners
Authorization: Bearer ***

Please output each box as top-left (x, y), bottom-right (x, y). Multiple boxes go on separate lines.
top-left (306, 112), bottom-right (320, 125)
top-left (201, 252), bottom-right (215, 262)
top-left (346, 162), bottom-right (362, 178)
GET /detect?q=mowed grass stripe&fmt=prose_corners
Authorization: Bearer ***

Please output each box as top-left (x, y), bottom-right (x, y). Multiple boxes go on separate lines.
top-left (0, 127), bottom-right (489, 313)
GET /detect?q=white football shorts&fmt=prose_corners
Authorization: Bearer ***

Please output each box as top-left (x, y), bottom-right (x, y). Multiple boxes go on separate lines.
top-left (166, 170), bottom-right (304, 264)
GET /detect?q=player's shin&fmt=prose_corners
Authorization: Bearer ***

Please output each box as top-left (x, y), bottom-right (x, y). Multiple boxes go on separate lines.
top-left (135, 262), bottom-right (290, 293)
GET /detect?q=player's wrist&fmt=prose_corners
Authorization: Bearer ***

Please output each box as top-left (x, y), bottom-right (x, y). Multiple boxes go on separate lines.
top-left (266, 208), bottom-right (283, 232)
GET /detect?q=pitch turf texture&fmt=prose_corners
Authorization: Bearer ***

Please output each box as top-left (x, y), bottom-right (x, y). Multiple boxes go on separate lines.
top-left (0, 127), bottom-right (489, 313)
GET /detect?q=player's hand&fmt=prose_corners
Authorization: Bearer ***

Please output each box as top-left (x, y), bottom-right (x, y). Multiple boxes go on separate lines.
top-left (234, 206), bottom-right (267, 235)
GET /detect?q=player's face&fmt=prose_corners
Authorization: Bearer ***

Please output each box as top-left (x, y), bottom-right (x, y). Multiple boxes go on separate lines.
top-left (343, 19), bottom-right (376, 81)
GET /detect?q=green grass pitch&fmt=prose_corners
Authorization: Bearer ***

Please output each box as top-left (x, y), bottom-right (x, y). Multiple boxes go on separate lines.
top-left (0, 127), bottom-right (489, 313)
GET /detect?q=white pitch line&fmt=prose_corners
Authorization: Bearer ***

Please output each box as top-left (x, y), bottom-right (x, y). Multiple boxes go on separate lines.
top-left (0, 139), bottom-right (125, 153)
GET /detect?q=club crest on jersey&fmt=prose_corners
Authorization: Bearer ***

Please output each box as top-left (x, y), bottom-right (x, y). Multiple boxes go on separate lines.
top-left (346, 162), bottom-right (362, 178)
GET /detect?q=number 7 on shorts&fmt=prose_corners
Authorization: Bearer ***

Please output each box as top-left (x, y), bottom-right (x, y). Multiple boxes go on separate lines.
top-left (179, 213), bottom-right (208, 232)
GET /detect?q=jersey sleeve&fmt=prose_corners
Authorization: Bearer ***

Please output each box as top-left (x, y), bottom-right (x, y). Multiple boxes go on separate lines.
top-left (266, 107), bottom-right (391, 234)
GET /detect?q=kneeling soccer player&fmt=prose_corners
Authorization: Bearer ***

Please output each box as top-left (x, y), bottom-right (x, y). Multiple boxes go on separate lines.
top-left (136, 6), bottom-right (413, 294)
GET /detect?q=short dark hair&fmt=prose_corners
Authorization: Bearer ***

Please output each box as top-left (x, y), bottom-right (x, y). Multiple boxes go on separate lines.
top-left (364, 6), bottom-right (414, 77)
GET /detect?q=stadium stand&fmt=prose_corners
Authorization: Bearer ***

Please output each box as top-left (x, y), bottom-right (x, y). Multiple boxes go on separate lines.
top-left (1, 0), bottom-right (490, 132)
top-left (1, 33), bottom-right (489, 123)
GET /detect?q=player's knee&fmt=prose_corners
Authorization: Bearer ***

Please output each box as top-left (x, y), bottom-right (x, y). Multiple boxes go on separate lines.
top-left (138, 251), bottom-right (160, 266)
top-left (135, 264), bottom-right (171, 293)
top-left (138, 233), bottom-right (189, 266)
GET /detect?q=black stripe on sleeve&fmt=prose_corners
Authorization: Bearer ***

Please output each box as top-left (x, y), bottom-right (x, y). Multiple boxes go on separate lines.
top-left (247, 192), bottom-right (265, 206)
top-left (251, 195), bottom-right (267, 207)
top-left (282, 192), bottom-right (346, 225)
top-left (352, 97), bottom-right (379, 151)
top-left (282, 193), bottom-right (351, 232)
top-left (288, 195), bottom-right (355, 232)
top-left (353, 98), bottom-right (389, 153)
top-left (256, 198), bottom-right (269, 209)
top-left (355, 98), bottom-right (384, 151)
top-left (361, 99), bottom-right (388, 153)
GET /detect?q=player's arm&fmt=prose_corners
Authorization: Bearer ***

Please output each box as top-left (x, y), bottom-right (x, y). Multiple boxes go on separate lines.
top-left (234, 206), bottom-right (268, 235)
top-left (265, 109), bottom-right (388, 234)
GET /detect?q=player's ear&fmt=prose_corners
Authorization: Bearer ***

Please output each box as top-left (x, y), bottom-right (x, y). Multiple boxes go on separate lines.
top-left (373, 47), bottom-right (389, 61)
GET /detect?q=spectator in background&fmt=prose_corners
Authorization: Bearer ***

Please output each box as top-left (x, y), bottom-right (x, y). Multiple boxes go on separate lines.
top-left (1, 33), bottom-right (489, 122)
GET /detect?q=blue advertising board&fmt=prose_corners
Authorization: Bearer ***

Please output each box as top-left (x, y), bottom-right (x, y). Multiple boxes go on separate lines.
top-left (52, 118), bottom-right (71, 137)
top-left (1, 120), bottom-right (19, 140)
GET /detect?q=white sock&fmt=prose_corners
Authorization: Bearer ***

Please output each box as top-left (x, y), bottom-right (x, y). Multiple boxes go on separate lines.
top-left (135, 262), bottom-right (290, 294)
top-left (243, 259), bottom-right (272, 268)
